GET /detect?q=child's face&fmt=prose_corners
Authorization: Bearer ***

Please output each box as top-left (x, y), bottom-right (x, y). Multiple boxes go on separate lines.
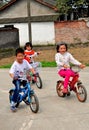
top-left (26, 46), bottom-right (31, 51)
top-left (16, 53), bottom-right (24, 63)
top-left (58, 45), bottom-right (67, 54)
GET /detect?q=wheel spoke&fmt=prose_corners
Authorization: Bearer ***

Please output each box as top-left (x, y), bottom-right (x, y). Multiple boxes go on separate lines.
top-left (76, 85), bottom-right (87, 102)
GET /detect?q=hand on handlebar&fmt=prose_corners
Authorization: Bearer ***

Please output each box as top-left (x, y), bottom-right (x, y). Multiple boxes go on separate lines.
top-left (33, 73), bottom-right (39, 77)
top-left (63, 64), bottom-right (70, 69)
top-left (79, 64), bottom-right (86, 69)
top-left (13, 76), bottom-right (19, 80)
top-left (37, 51), bottom-right (41, 55)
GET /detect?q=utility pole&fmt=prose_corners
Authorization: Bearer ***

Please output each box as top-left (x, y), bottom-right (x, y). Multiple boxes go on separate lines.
top-left (27, 0), bottom-right (32, 43)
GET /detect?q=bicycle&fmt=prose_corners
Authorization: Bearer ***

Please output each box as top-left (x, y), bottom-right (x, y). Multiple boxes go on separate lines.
top-left (56, 66), bottom-right (87, 102)
top-left (9, 78), bottom-right (39, 113)
top-left (29, 62), bottom-right (43, 89)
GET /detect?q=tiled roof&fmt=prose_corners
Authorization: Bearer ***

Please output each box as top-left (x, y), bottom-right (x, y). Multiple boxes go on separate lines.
top-left (0, 0), bottom-right (17, 11)
top-left (0, 0), bottom-right (57, 12)
top-left (35, 0), bottom-right (57, 10)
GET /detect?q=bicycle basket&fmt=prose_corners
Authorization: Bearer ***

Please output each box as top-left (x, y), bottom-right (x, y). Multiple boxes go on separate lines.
top-left (31, 62), bottom-right (42, 73)
top-left (71, 66), bottom-right (80, 73)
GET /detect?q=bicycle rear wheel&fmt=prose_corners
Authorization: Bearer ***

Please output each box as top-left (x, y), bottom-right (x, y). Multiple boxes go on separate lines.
top-left (76, 84), bottom-right (87, 102)
top-left (56, 80), bottom-right (66, 97)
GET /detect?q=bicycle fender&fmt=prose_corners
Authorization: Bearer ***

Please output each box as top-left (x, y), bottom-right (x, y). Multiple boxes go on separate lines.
top-left (9, 88), bottom-right (15, 93)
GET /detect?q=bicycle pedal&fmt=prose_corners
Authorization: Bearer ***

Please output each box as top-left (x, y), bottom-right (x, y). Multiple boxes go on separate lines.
top-left (32, 80), bottom-right (36, 84)
top-left (30, 89), bottom-right (34, 94)
top-left (67, 92), bottom-right (71, 96)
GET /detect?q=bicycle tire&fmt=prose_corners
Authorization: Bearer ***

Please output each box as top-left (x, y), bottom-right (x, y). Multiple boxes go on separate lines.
top-left (76, 84), bottom-right (87, 102)
top-left (36, 76), bottom-right (42, 89)
top-left (56, 80), bottom-right (66, 97)
top-left (30, 93), bottom-right (39, 113)
top-left (24, 93), bottom-right (39, 113)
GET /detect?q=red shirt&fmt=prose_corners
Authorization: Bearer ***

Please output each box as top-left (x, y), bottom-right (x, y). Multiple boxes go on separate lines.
top-left (24, 50), bottom-right (35, 63)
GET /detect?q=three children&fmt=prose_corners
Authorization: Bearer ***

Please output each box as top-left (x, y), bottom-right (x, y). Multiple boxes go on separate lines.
top-left (9, 41), bottom-right (85, 112)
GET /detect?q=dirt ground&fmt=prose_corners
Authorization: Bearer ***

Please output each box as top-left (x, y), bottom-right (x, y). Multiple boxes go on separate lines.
top-left (0, 46), bottom-right (89, 66)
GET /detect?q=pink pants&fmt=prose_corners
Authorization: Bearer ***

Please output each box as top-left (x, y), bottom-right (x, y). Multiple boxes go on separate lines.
top-left (58, 69), bottom-right (76, 89)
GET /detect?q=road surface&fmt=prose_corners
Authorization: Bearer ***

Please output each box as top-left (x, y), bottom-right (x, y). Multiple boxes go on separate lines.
top-left (0, 67), bottom-right (89, 130)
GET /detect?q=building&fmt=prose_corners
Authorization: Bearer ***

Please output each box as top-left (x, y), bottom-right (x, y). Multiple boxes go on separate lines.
top-left (0, 0), bottom-right (58, 47)
top-left (0, 0), bottom-right (89, 48)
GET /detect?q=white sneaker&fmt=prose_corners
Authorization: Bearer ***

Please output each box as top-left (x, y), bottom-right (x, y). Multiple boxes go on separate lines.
top-left (10, 101), bottom-right (17, 112)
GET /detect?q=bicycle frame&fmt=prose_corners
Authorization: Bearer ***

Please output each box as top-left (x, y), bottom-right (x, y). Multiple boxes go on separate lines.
top-left (56, 67), bottom-right (87, 102)
top-left (10, 80), bottom-right (34, 103)
top-left (69, 72), bottom-right (79, 89)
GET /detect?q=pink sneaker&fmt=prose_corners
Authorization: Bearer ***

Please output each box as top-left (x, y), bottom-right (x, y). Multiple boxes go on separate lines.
top-left (62, 88), bottom-right (68, 94)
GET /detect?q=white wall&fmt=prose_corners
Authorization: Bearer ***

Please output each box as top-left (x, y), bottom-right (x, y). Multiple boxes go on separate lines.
top-left (14, 23), bottom-right (29, 46)
top-left (32, 22), bottom-right (55, 45)
top-left (0, 22), bottom-right (55, 46)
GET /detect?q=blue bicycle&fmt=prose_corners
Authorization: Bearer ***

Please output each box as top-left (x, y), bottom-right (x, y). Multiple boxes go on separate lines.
top-left (9, 79), bottom-right (39, 113)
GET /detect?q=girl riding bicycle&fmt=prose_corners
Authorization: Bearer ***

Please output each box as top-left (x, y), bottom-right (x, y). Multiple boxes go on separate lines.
top-left (24, 42), bottom-right (41, 83)
top-left (24, 42), bottom-right (41, 63)
top-left (55, 42), bottom-right (85, 94)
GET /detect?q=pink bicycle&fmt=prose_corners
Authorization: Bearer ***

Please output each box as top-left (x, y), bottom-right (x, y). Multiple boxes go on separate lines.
top-left (56, 66), bottom-right (87, 102)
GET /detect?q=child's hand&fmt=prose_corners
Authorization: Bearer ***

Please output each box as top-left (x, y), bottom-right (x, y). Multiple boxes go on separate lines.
top-left (63, 64), bottom-right (69, 68)
top-left (79, 64), bottom-right (86, 69)
top-left (13, 76), bottom-right (19, 80)
top-left (37, 51), bottom-right (41, 55)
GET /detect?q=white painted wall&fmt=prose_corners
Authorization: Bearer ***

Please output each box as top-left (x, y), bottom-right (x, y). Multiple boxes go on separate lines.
top-left (0, 22), bottom-right (55, 46)
top-left (32, 22), bottom-right (55, 45)
top-left (14, 23), bottom-right (29, 46)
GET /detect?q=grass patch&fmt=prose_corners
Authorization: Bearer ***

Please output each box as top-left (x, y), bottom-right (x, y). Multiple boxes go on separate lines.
top-left (0, 62), bottom-right (89, 68)
top-left (41, 61), bottom-right (56, 67)
top-left (0, 61), bottom-right (56, 68)
top-left (0, 64), bottom-right (11, 69)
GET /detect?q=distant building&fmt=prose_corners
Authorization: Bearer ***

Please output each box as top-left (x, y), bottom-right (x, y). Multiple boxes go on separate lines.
top-left (0, 0), bottom-right (58, 46)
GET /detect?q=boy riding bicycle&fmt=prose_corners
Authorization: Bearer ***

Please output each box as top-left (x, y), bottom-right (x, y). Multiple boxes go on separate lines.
top-left (9, 48), bottom-right (36, 111)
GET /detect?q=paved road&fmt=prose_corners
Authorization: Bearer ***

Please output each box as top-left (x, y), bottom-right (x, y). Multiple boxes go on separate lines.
top-left (0, 67), bottom-right (89, 130)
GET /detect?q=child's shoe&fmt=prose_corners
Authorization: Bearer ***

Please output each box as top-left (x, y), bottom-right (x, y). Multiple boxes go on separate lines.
top-left (62, 88), bottom-right (68, 94)
top-left (32, 79), bottom-right (36, 84)
top-left (10, 101), bottom-right (17, 112)
top-left (11, 106), bottom-right (17, 112)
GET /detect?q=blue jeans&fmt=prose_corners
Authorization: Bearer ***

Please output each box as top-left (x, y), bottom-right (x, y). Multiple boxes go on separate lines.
top-left (12, 80), bottom-right (21, 103)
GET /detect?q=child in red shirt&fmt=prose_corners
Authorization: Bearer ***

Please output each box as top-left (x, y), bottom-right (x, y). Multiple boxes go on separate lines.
top-left (24, 42), bottom-right (40, 63)
top-left (24, 42), bottom-right (41, 83)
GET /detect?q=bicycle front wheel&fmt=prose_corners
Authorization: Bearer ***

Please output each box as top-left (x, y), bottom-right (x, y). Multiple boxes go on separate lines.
top-left (30, 93), bottom-right (39, 113)
top-left (56, 80), bottom-right (66, 97)
top-left (36, 76), bottom-right (42, 89)
top-left (76, 84), bottom-right (87, 102)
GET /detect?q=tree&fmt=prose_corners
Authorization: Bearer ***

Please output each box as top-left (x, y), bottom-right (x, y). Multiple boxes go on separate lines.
top-left (56, 0), bottom-right (71, 14)
top-left (56, 0), bottom-right (89, 20)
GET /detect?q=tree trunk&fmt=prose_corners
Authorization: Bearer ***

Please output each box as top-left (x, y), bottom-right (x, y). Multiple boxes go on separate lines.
top-left (70, 12), bottom-right (74, 20)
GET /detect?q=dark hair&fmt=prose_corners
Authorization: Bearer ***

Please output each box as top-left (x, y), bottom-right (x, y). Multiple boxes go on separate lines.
top-left (15, 48), bottom-right (24, 56)
top-left (24, 42), bottom-right (33, 50)
top-left (56, 42), bottom-right (68, 52)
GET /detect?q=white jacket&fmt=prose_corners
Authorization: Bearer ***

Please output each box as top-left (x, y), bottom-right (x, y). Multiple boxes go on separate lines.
top-left (55, 52), bottom-right (81, 71)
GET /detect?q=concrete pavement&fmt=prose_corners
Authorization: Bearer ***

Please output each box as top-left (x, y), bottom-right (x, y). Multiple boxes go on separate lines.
top-left (0, 67), bottom-right (89, 130)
